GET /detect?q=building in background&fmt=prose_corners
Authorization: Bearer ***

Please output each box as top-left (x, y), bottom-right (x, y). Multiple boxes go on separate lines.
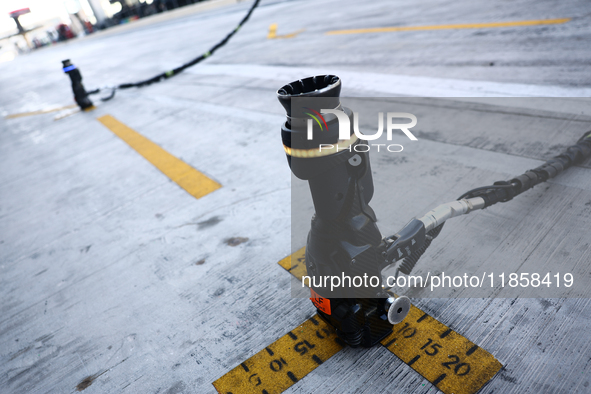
top-left (0, 0), bottom-right (206, 62)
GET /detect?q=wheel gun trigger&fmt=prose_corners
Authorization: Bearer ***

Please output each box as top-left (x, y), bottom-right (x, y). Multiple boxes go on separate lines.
top-left (385, 218), bottom-right (427, 265)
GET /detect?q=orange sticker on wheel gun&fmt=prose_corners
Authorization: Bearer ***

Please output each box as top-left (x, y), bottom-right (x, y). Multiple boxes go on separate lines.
top-left (310, 289), bottom-right (331, 315)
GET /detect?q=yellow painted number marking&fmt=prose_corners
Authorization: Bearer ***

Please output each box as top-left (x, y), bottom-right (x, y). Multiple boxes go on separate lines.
top-left (213, 315), bottom-right (344, 394)
top-left (382, 306), bottom-right (502, 394)
top-left (279, 248), bottom-right (502, 394)
top-left (214, 249), bottom-right (502, 394)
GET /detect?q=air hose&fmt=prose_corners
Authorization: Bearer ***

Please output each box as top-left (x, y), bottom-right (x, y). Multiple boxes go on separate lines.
top-left (117, 0), bottom-right (260, 90)
top-left (392, 130), bottom-right (591, 277)
top-left (63, 0), bottom-right (260, 107)
top-left (460, 131), bottom-right (591, 205)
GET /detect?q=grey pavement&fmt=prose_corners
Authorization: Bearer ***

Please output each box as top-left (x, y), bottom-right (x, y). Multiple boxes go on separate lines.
top-left (1, 0), bottom-right (591, 393)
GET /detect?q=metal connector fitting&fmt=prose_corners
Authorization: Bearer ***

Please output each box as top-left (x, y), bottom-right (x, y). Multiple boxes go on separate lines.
top-left (418, 197), bottom-right (485, 233)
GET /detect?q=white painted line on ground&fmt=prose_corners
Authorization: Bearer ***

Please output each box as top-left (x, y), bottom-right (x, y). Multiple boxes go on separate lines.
top-left (188, 64), bottom-right (591, 114)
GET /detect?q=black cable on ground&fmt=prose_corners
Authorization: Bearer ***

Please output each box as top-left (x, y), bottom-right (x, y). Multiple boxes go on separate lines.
top-left (458, 130), bottom-right (591, 207)
top-left (394, 131), bottom-right (591, 277)
top-left (89, 0), bottom-right (260, 100)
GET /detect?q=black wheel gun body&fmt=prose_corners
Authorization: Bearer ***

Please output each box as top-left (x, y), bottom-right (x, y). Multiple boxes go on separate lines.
top-left (277, 76), bottom-right (410, 347)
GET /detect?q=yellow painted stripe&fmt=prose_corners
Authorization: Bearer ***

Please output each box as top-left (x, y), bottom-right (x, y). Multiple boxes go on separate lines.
top-left (276, 248), bottom-right (502, 394)
top-left (326, 18), bottom-right (571, 35)
top-left (54, 107), bottom-right (82, 121)
top-left (5, 104), bottom-right (78, 119)
top-left (267, 23), bottom-right (305, 39)
top-left (213, 315), bottom-right (344, 394)
top-left (267, 23), bottom-right (278, 38)
top-left (97, 115), bottom-right (221, 199)
top-left (277, 247), bottom-right (308, 281)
